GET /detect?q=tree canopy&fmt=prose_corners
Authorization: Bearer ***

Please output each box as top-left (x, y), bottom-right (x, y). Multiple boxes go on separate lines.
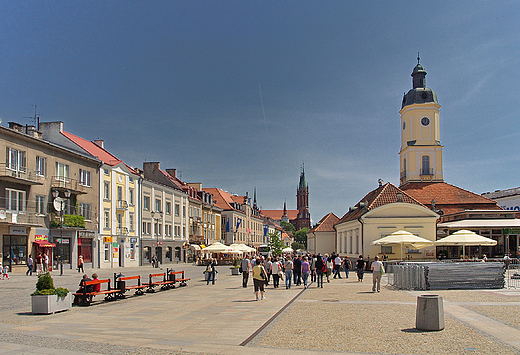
top-left (267, 231), bottom-right (284, 256)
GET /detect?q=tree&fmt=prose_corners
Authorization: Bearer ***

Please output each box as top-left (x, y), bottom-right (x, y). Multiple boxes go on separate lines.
top-left (293, 227), bottom-right (309, 247)
top-left (291, 242), bottom-right (305, 251)
top-left (267, 231), bottom-right (284, 256)
top-left (280, 221), bottom-right (295, 233)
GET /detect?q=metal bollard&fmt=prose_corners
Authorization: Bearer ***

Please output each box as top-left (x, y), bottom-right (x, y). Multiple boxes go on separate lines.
top-left (416, 294), bottom-right (445, 331)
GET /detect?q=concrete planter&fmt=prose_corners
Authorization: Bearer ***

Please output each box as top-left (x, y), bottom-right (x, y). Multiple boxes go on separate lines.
top-left (31, 293), bottom-right (72, 314)
top-left (230, 267), bottom-right (240, 275)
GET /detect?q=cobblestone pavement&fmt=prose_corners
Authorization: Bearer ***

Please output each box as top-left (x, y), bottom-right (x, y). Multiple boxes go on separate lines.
top-left (1, 265), bottom-right (519, 355)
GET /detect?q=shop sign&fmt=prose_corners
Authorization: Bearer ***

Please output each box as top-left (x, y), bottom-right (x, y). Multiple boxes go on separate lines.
top-left (130, 238), bottom-right (137, 243)
top-left (35, 235), bottom-right (48, 241)
top-left (503, 229), bottom-right (520, 235)
top-left (78, 231), bottom-right (95, 238)
top-left (104, 237), bottom-right (113, 243)
top-left (0, 210), bottom-right (6, 219)
top-left (10, 226), bottom-right (27, 235)
top-left (112, 242), bottom-right (119, 247)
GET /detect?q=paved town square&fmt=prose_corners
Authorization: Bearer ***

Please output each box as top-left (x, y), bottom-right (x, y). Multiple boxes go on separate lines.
top-left (1, 264), bottom-right (519, 355)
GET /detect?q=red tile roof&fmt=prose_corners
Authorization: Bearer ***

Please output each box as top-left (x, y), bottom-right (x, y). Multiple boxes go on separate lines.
top-left (309, 213), bottom-right (340, 232)
top-left (204, 188), bottom-right (241, 212)
top-left (336, 182), bottom-right (426, 224)
top-left (261, 209), bottom-right (298, 221)
top-left (62, 131), bottom-right (138, 174)
top-left (400, 182), bottom-right (502, 215)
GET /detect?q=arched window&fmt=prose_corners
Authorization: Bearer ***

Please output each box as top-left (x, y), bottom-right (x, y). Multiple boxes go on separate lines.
top-left (421, 155), bottom-right (430, 175)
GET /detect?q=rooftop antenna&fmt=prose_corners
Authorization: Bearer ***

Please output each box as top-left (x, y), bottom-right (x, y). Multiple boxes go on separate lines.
top-left (22, 104), bottom-right (39, 129)
top-left (417, 52), bottom-right (420, 64)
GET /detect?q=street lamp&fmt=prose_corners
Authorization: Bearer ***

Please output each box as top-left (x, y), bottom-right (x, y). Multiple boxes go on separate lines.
top-left (52, 189), bottom-right (71, 275)
top-left (151, 210), bottom-right (163, 268)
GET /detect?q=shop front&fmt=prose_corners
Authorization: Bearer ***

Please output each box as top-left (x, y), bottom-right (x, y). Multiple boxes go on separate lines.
top-left (141, 239), bottom-right (185, 266)
top-left (2, 226), bottom-right (29, 273)
top-left (78, 231), bottom-right (95, 269)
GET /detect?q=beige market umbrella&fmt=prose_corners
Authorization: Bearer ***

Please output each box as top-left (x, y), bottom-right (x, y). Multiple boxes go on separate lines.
top-left (371, 230), bottom-right (434, 260)
top-left (230, 244), bottom-right (255, 253)
top-left (201, 242), bottom-right (233, 253)
top-left (434, 230), bottom-right (497, 258)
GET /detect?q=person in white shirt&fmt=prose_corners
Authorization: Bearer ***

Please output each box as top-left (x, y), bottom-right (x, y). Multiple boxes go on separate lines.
top-left (371, 255), bottom-right (384, 292)
top-left (333, 255), bottom-right (342, 279)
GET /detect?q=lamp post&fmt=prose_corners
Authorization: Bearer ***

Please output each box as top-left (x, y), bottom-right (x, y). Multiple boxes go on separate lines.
top-left (52, 189), bottom-right (71, 276)
top-left (151, 210), bottom-right (163, 268)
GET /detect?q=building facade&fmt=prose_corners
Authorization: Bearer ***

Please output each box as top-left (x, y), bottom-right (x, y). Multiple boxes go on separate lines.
top-left (1, 122), bottom-right (100, 273)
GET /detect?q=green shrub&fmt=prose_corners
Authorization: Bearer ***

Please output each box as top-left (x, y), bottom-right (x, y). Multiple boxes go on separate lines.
top-left (36, 272), bottom-right (54, 291)
top-left (32, 272), bottom-right (69, 296)
top-left (63, 214), bottom-right (85, 228)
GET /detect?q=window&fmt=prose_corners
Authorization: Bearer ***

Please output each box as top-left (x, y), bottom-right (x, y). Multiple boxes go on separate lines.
top-left (79, 169), bottom-right (91, 187)
top-left (117, 213), bottom-right (123, 228)
top-left (6, 189), bottom-right (25, 212)
top-left (104, 182), bottom-right (110, 200)
top-left (55, 162), bottom-right (70, 181)
top-left (129, 213), bottom-right (134, 231)
top-left (6, 147), bottom-right (26, 172)
top-left (104, 243), bottom-right (110, 262)
top-left (421, 155), bottom-right (430, 175)
top-left (79, 203), bottom-right (91, 220)
top-left (143, 196), bottom-right (150, 210)
top-left (117, 186), bottom-right (123, 201)
top-left (142, 221), bottom-right (147, 234)
top-left (104, 209), bottom-right (110, 229)
top-left (182, 206), bottom-right (185, 217)
top-left (35, 195), bottom-right (45, 215)
top-left (129, 176), bottom-right (134, 183)
top-left (381, 245), bottom-right (393, 254)
top-left (155, 199), bottom-right (161, 212)
top-left (165, 202), bottom-right (171, 215)
top-left (147, 222), bottom-right (151, 234)
top-left (129, 188), bottom-right (134, 205)
top-left (104, 168), bottom-right (109, 175)
top-left (175, 204), bottom-right (180, 216)
top-left (36, 156), bottom-right (46, 176)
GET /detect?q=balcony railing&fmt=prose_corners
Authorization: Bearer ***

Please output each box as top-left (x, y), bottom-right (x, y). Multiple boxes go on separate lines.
top-left (116, 200), bottom-right (129, 210)
top-left (116, 227), bottom-right (129, 236)
top-left (0, 199), bottom-right (44, 226)
top-left (0, 165), bottom-right (44, 185)
top-left (420, 168), bottom-right (434, 176)
top-left (51, 176), bottom-right (89, 194)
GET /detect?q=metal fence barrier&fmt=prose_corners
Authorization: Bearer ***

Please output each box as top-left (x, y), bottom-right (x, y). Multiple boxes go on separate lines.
top-left (388, 261), bottom-right (507, 290)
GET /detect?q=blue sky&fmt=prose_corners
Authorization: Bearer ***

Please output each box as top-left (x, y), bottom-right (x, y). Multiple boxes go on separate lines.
top-left (1, 1), bottom-right (520, 223)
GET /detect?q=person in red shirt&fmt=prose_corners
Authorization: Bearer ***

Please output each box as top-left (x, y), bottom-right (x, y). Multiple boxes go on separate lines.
top-left (91, 273), bottom-right (101, 292)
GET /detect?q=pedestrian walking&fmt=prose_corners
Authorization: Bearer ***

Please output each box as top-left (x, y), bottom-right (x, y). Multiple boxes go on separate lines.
top-left (371, 255), bottom-right (384, 292)
top-left (43, 253), bottom-right (49, 272)
top-left (315, 255), bottom-right (324, 288)
top-left (264, 256), bottom-right (272, 285)
top-left (271, 257), bottom-right (282, 288)
top-left (310, 254), bottom-right (316, 282)
top-left (333, 254), bottom-right (342, 279)
top-left (356, 255), bottom-right (365, 282)
top-left (325, 255), bottom-right (333, 283)
top-left (241, 255), bottom-right (251, 288)
top-left (2, 264), bottom-right (10, 279)
top-left (26, 255), bottom-right (33, 276)
top-left (301, 256), bottom-right (310, 288)
top-left (342, 255), bottom-right (352, 279)
top-left (206, 258), bottom-right (217, 285)
top-left (36, 253), bottom-right (43, 274)
top-left (252, 258), bottom-right (267, 300)
top-left (78, 255), bottom-right (84, 273)
top-left (284, 256), bottom-right (293, 289)
top-left (293, 255), bottom-right (302, 286)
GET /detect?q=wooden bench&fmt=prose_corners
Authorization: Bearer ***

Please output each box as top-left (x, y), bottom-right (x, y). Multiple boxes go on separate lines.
top-left (73, 279), bottom-right (120, 306)
top-left (167, 269), bottom-right (191, 287)
top-left (113, 273), bottom-right (148, 297)
top-left (146, 273), bottom-right (175, 292)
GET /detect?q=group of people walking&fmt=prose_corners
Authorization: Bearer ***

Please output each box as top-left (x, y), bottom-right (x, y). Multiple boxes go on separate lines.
top-left (239, 253), bottom-right (386, 296)
top-left (25, 253), bottom-right (49, 276)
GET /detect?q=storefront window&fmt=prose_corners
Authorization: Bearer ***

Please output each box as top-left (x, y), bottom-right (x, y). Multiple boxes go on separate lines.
top-left (130, 243), bottom-right (135, 260)
top-left (2, 235), bottom-right (28, 267)
top-left (143, 246), bottom-right (151, 263)
top-left (78, 238), bottom-right (92, 263)
top-left (104, 243), bottom-right (110, 262)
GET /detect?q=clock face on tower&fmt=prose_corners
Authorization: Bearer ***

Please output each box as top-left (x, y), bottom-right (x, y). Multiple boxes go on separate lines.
top-left (421, 117), bottom-right (430, 126)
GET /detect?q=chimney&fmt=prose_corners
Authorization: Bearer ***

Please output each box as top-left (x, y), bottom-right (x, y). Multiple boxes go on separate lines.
top-left (166, 169), bottom-right (177, 178)
top-left (27, 126), bottom-right (42, 139)
top-left (93, 140), bottom-right (104, 148)
top-left (8, 122), bottom-right (24, 133)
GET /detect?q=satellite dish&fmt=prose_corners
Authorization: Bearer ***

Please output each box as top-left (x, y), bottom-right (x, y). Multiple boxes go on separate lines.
top-left (53, 197), bottom-right (64, 212)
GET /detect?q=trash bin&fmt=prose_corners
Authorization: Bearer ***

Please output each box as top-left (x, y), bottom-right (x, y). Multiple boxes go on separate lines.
top-left (168, 271), bottom-right (175, 282)
top-left (416, 294), bottom-right (444, 331)
top-left (117, 280), bottom-right (126, 293)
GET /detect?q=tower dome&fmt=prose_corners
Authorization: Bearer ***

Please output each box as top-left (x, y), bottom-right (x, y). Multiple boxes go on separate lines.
top-left (401, 54), bottom-right (439, 109)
